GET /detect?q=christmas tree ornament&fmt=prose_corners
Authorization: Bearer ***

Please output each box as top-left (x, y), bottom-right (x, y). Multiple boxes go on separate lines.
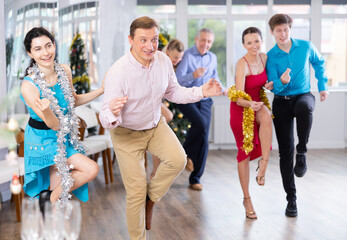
top-left (6, 150), bottom-right (18, 167)
top-left (7, 118), bottom-right (19, 132)
top-left (10, 173), bottom-right (22, 195)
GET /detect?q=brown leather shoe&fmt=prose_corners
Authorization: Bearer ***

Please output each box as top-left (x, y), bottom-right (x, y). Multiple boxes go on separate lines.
top-left (190, 183), bottom-right (203, 191)
top-left (145, 199), bottom-right (155, 230)
top-left (185, 157), bottom-right (194, 172)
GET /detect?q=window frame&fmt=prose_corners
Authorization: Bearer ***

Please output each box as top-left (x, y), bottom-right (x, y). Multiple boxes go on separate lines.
top-left (139, 0), bottom-right (347, 89)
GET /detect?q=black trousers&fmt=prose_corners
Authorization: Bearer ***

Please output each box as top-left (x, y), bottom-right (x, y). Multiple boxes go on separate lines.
top-left (176, 98), bottom-right (213, 184)
top-left (272, 92), bottom-right (315, 201)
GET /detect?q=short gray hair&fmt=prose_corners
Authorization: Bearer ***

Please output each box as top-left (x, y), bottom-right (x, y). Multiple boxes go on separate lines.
top-left (196, 28), bottom-right (214, 38)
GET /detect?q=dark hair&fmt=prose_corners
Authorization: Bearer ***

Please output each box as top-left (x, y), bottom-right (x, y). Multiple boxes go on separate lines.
top-left (129, 16), bottom-right (159, 39)
top-left (24, 27), bottom-right (55, 76)
top-left (242, 27), bottom-right (263, 44)
top-left (166, 39), bottom-right (184, 53)
top-left (268, 14), bottom-right (293, 31)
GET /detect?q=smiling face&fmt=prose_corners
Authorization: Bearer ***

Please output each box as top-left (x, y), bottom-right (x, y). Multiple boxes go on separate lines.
top-left (271, 23), bottom-right (292, 48)
top-left (243, 32), bottom-right (263, 56)
top-left (128, 27), bottom-right (159, 67)
top-left (166, 49), bottom-right (184, 67)
top-left (195, 32), bottom-right (214, 56)
top-left (27, 36), bottom-right (55, 68)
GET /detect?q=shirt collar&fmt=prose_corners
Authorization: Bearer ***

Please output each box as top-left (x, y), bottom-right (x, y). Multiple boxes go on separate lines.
top-left (192, 44), bottom-right (208, 56)
top-left (273, 38), bottom-right (298, 55)
top-left (290, 38), bottom-right (299, 50)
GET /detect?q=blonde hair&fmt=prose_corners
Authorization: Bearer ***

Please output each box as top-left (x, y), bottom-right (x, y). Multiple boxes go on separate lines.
top-left (164, 39), bottom-right (184, 53)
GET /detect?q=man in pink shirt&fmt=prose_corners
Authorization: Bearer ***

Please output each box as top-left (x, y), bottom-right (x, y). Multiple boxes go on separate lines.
top-left (99, 16), bottom-right (222, 240)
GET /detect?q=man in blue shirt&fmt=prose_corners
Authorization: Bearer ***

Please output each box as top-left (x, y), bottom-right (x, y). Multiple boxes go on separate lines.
top-left (266, 14), bottom-right (329, 217)
top-left (176, 28), bottom-right (221, 191)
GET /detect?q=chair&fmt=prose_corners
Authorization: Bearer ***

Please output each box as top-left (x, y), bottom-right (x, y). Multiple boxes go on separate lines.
top-left (75, 106), bottom-right (114, 184)
top-left (10, 113), bottom-right (30, 131)
top-left (0, 134), bottom-right (25, 222)
top-left (90, 101), bottom-right (117, 164)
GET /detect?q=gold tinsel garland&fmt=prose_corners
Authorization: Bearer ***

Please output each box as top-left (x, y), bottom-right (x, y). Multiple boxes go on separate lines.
top-left (69, 33), bottom-right (81, 50)
top-left (228, 85), bottom-right (272, 154)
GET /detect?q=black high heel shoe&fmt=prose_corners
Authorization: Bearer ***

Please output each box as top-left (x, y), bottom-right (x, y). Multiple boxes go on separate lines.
top-left (35, 190), bottom-right (52, 217)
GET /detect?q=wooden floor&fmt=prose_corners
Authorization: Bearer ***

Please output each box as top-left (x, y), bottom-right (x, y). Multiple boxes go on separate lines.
top-left (1, 149), bottom-right (347, 240)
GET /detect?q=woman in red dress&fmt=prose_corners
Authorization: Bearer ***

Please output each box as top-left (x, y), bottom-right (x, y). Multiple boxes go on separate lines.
top-left (229, 27), bottom-right (273, 219)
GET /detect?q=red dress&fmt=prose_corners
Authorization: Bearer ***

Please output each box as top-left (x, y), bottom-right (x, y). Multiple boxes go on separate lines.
top-left (230, 57), bottom-right (268, 162)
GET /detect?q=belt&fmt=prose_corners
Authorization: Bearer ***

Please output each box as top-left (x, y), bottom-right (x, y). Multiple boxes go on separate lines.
top-left (28, 117), bottom-right (51, 130)
top-left (274, 92), bottom-right (310, 100)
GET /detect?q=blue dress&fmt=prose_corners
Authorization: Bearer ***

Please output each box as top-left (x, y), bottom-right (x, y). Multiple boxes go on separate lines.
top-left (20, 76), bottom-right (88, 202)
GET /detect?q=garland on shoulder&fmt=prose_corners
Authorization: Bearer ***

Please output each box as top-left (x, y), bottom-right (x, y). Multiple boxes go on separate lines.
top-left (27, 61), bottom-right (85, 207)
top-left (228, 85), bottom-right (272, 155)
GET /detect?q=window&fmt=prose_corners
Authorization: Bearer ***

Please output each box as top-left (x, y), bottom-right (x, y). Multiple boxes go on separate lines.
top-left (231, 0), bottom-right (267, 14)
top-left (188, 19), bottom-right (227, 86)
top-left (59, 2), bottom-right (99, 85)
top-left (188, 0), bottom-right (226, 14)
top-left (233, 21), bottom-right (267, 70)
top-left (6, 2), bottom-right (58, 92)
top-left (137, 0), bottom-right (176, 14)
top-left (322, 0), bottom-right (347, 14)
top-left (133, 0), bottom-right (347, 89)
top-left (273, 0), bottom-right (311, 14)
top-left (289, 18), bottom-right (310, 41)
top-left (321, 18), bottom-right (347, 87)
top-left (321, 0), bottom-right (347, 87)
top-left (156, 19), bottom-right (176, 39)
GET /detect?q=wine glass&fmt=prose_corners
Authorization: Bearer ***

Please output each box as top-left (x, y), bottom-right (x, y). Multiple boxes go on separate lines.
top-left (21, 198), bottom-right (42, 240)
top-left (62, 200), bottom-right (82, 240)
top-left (42, 201), bottom-right (64, 240)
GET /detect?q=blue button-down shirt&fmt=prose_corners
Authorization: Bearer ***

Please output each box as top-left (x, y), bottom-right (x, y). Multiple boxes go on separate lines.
top-left (266, 38), bottom-right (328, 96)
top-left (176, 45), bottom-right (220, 89)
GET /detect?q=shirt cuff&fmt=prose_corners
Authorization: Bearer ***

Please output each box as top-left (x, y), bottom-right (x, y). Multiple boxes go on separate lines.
top-left (318, 82), bottom-right (328, 92)
top-left (100, 108), bottom-right (119, 129)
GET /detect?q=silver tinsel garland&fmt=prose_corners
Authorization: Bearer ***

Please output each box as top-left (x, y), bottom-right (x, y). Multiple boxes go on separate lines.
top-left (27, 61), bottom-right (86, 207)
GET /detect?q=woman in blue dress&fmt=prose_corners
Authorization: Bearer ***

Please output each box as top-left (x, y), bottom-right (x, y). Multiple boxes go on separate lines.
top-left (21, 27), bottom-right (127, 206)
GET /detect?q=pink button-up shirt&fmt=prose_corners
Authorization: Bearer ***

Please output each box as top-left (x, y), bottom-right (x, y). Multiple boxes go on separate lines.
top-left (99, 51), bottom-right (204, 130)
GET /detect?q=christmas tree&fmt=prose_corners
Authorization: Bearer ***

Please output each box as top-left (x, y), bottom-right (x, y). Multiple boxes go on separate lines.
top-left (164, 101), bottom-right (191, 144)
top-left (69, 31), bottom-right (90, 94)
top-left (158, 29), bottom-right (191, 144)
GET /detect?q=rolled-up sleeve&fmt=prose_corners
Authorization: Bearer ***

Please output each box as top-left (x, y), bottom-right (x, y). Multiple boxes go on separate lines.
top-left (99, 69), bottom-right (124, 129)
top-left (164, 68), bottom-right (203, 103)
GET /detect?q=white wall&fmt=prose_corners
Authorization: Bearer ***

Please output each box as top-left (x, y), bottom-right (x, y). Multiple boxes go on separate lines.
top-left (209, 91), bottom-right (347, 150)
top-left (98, 0), bottom-right (136, 82)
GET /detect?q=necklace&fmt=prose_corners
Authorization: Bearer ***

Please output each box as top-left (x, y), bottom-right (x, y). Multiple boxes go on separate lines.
top-left (27, 61), bottom-right (86, 207)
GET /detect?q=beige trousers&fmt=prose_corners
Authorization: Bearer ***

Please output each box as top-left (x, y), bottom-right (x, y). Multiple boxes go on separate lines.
top-left (110, 117), bottom-right (186, 240)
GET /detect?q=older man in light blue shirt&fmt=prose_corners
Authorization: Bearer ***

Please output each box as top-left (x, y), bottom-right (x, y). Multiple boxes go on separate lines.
top-left (175, 28), bottom-right (221, 191)
top-left (176, 42), bottom-right (220, 88)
